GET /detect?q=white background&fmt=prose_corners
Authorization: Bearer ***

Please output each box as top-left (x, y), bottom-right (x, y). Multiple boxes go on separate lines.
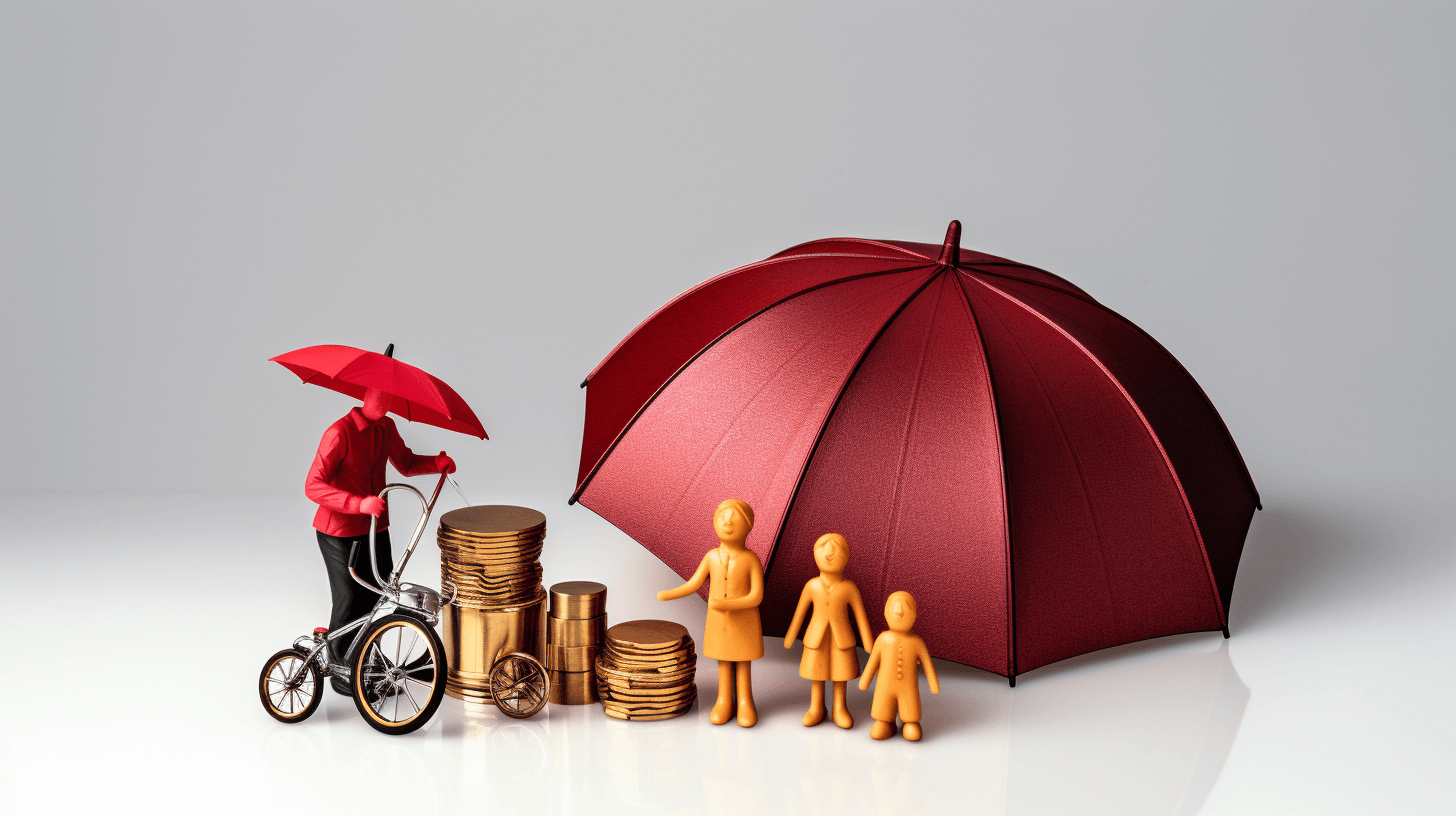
top-left (2, 3), bottom-right (1452, 814)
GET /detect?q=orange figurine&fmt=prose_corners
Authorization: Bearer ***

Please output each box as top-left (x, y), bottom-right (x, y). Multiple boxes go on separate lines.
top-left (656, 499), bottom-right (765, 727)
top-left (783, 533), bottom-right (874, 729)
top-left (859, 590), bottom-right (940, 741)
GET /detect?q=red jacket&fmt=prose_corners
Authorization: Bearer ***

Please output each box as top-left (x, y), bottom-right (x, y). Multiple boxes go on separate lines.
top-left (306, 407), bottom-right (442, 537)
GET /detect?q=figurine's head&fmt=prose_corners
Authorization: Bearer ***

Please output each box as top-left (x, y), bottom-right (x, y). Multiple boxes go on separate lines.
top-left (884, 591), bottom-right (917, 633)
top-left (813, 533), bottom-right (849, 574)
top-left (713, 499), bottom-right (754, 545)
top-left (361, 388), bottom-right (391, 421)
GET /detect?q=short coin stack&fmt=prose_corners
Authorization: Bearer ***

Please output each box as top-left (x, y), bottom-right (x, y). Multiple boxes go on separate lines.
top-left (545, 581), bottom-right (607, 705)
top-left (595, 620), bottom-right (698, 721)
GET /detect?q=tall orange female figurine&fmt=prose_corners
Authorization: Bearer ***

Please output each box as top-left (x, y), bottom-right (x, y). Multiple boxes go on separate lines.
top-left (860, 590), bottom-right (940, 741)
top-left (783, 533), bottom-right (874, 729)
top-left (657, 499), bottom-right (764, 727)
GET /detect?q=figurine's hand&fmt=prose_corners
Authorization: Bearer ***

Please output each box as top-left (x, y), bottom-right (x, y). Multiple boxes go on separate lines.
top-left (707, 597), bottom-right (726, 611)
top-left (858, 674), bottom-right (871, 691)
top-left (655, 590), bottom-right (669, 601)
top-left (360, 496), bottom-right (386, 517)
top-left (435, 453), bottom-right (456, 474)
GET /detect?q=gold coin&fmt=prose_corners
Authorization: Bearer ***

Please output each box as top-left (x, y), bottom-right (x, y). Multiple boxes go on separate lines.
top-left (548, 581), bottom-right (607, 618)
top-left (599, 646), bottom-right (693, 667)
top-left (547, 671), bottom-right (599, 705)
top-left (439, 505), bottom-right (546, 536)
top-left (604, 620), bottom-right (690, 651)
top-left (547, 614), bottom-right (605, 647)
top-left (599, 687), bottom-right (697, 706)
top-left (602, 701), bottom-right (696, 720)
top-left (546, 644), bottom-right (599, 672)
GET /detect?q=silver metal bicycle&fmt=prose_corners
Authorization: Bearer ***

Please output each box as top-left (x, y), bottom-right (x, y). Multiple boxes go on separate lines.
top-left (259, 472), bottom-right (454, 735)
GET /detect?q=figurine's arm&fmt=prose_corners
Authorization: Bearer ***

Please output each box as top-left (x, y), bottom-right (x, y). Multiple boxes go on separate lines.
top-left (304, 426), bottom-right (367, 514)
top-left (848, 585), bottom-right (874, 650)
top-left (656, 555), bottom-right (710, 601)
top-left (783, 584), bottom-right (813, 648)
top-left (859, 637), bottom-right (882, 691)
top-left (918, 640), bottom-right (940, 694)
top-left (383, 418), bottom-right (453, 476)
top-left (711, 557), bottom-right (763, 611)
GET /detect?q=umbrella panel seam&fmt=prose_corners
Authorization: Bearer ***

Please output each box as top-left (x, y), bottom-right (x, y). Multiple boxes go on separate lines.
top-left (966, 279), bottom-right (1125, 648)
top-left (949, 272), bottom-right (1017, 679)
top-left (967, 276), bottom-right (1228, 629)
top-left (571, 263), bottom-right (938, 504)
top-left (761, 270), bottom-right (950, 616)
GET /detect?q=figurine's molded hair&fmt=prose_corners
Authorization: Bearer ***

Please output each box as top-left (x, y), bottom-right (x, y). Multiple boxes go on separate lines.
top-left (716, 498), bottom-right (754, 529)
top-left (814, 532), bottom-right (848, 555)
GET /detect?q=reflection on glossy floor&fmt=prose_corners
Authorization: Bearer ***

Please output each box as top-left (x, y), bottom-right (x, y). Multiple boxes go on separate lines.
top-left (2, 489), bottom-right (1450, 814)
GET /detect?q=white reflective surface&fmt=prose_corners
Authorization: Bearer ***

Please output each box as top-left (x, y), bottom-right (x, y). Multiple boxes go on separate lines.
top-left (1, 488), bottom-right (1450, 814)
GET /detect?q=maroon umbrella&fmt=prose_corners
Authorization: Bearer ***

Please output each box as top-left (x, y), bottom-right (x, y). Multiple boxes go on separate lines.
top-left (572, 222), bottom-right (1259, 684)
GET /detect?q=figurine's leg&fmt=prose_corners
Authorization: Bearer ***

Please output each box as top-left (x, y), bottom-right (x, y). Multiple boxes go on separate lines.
top-left (831, 681), bottom-right (853, 729)
top-left (709, 661), bottom-right (735, 725)
top-left (900, 691), bottom-right (923, 741)
top-left (803, 681), bottom-right (826, 727)
top-left (870, 720), bottom-right (895, 740)
top-left (735, 662), bottom-right (758, 727)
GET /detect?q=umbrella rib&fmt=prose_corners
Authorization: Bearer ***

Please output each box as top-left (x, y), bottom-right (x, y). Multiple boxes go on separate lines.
top-left (949, 273), bottom-right (1017, 680)
top-left (762, 269), bottom-right (951, 619)
top-left (875, 276), bottom-right (948, 608)
top-left (572, 263), bottom-right (939, 504)
top-left (968, 276), bottom-right (1228, 629)
top-left (964, 280), bottom-right (1123, 634)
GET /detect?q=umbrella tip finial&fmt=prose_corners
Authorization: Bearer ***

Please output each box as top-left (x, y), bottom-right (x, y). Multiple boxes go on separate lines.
top-left (383, 343), bottom-right (394, 358)
top-left (938, 220), bottom-right (962, 266)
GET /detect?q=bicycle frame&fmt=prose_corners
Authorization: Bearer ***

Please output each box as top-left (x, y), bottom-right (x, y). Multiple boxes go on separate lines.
top-left (290, 472), bottom-right (452, 682)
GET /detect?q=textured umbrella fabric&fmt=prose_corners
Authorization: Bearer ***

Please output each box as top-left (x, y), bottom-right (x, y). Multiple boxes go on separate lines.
top-left (574, 224), bottom-right (1258, 679)
top-left (271, 344), bottom-right (488, 439)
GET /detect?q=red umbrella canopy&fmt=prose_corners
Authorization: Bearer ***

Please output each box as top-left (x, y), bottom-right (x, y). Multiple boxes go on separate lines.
top-left (573, 222), bottom-right (1259, 682)
top-left (271, 344), bottom-right (488, 439)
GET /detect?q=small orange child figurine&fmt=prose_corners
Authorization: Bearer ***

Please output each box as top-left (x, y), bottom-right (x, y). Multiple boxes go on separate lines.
top-left (783, 533), bottom-right (874, 729)
top-left (859, 590), bottom-right (940, 741)
top-left (657, 499), bottom-right (765, 727)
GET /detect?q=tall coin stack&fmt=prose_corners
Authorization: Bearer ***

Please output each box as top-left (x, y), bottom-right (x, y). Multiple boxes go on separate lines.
top-left (437, 505), bottom-right (548, 705)
top-left (545, 581), bottom-right (607, 705)
top-left (595, 620), bottom-right (698, 721)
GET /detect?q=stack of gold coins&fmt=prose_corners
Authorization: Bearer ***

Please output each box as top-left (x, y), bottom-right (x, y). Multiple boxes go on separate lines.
top-left (545, 581), bottom-right (607, 704)
top-left (437, 506), bottom-right (548, 705)
top-left (595, 620), bottom-right (697, 721)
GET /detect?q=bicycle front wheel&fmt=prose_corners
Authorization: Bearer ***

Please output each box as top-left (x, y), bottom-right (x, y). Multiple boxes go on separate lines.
top-left (351, 614), bottom-right (447, 735)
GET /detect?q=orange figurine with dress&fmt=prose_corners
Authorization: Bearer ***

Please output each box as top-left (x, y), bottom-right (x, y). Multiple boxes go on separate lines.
top-left (783, 533), bottom-right (874, 729)
top-left (860, 590), bottom-right (940, 741)
top-left (656, 499), bottom-right (764, 727)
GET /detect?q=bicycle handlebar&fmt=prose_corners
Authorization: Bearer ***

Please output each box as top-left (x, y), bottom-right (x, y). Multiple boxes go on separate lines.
top-left (349, 471), bottom-right (450, 596)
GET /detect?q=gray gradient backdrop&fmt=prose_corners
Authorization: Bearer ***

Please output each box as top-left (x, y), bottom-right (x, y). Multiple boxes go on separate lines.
top-left (3, 4), bottom-right (1453, 814)
top-left (4, 3), bottom-right (1451, 500)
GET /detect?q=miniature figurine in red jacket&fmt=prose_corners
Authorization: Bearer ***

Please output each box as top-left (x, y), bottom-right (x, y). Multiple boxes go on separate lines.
top-left (306, 386), bottom-right (454, 689)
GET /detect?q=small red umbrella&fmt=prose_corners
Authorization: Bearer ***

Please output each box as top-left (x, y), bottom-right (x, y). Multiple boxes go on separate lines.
top-left (271, 343), bottom-right (488, 439)
top-left (572, 222), bottom-right (1259, 684)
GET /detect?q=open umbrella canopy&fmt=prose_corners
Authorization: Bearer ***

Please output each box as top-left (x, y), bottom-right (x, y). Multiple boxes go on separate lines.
top-left (271, 344), bottom-right (488, 439)
top-left (573, 222), bottom-right (1259, 682)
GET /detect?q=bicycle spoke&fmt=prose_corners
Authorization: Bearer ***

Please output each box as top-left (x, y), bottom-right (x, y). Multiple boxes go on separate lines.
top-left (403, 630), bottom-right (419, 663)
top-left (405, 662), bottom-right (435, 676)
top-left (392, 690), bottom-right (401, 722)
top-left (401, 682), bottom-right (421, 714)
top-left (394, 626), bottom-right (403, 667)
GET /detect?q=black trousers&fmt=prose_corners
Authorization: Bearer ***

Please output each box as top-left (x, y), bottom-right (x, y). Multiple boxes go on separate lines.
top-left (317, 529), bottom-right (394, 665)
